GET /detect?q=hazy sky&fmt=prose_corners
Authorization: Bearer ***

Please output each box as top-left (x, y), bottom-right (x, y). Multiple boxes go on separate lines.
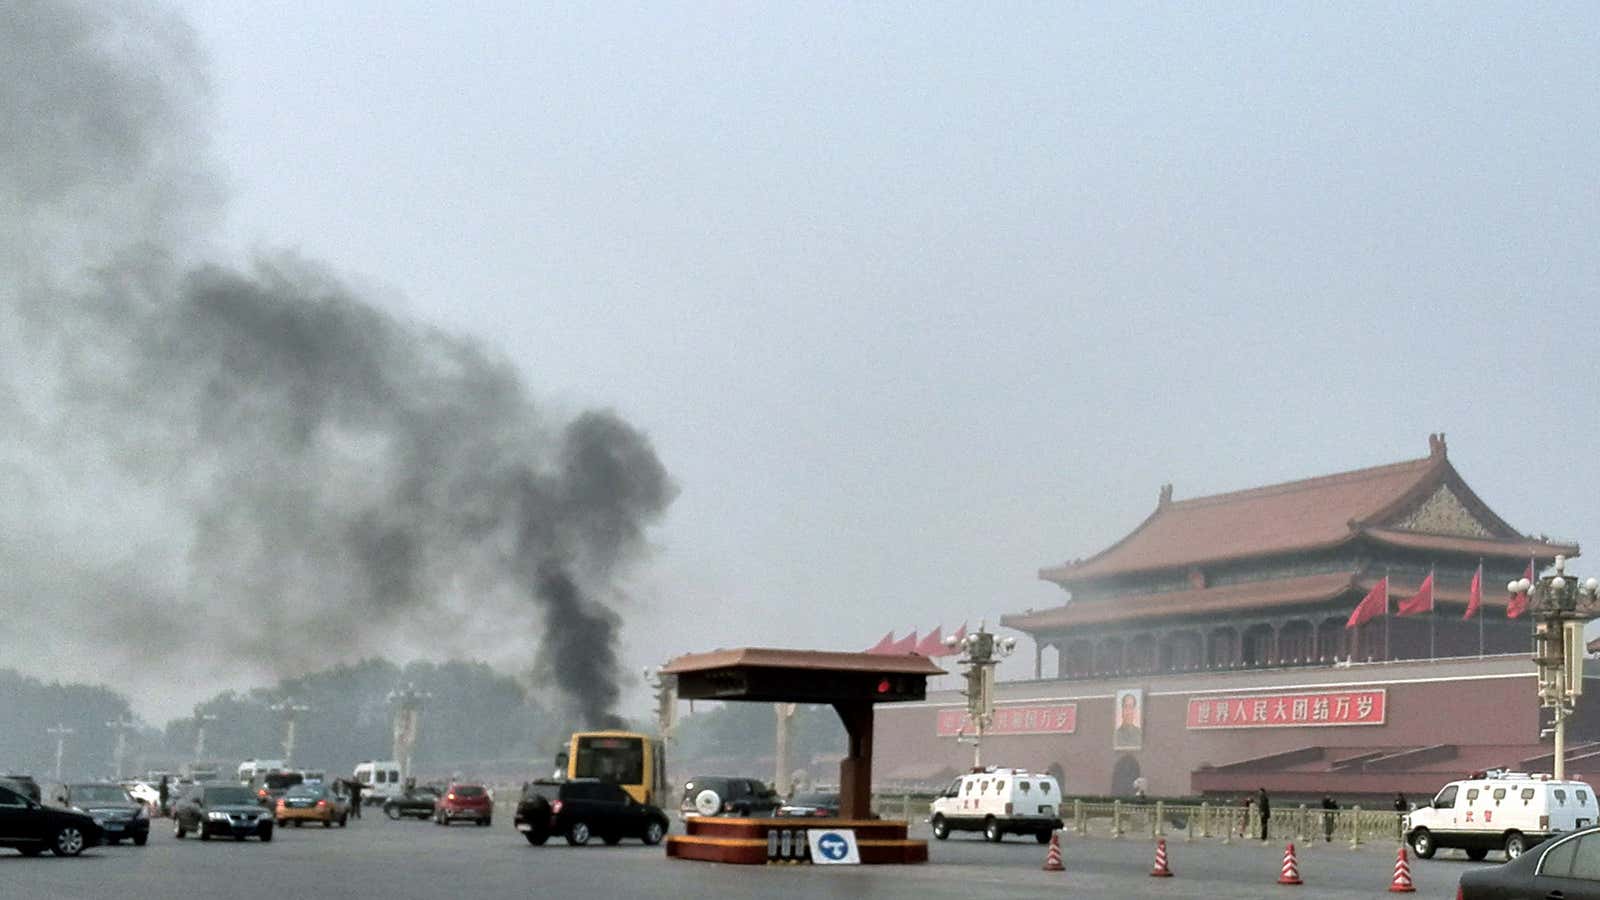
top-left (56, 2), bottom-right (1600, 715)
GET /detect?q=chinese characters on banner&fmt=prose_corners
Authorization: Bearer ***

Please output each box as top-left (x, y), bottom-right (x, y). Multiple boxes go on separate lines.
top-left (936, 704), bottom-right (1077, 737)
top-left (1185, 689), bottom-right (1386, 729)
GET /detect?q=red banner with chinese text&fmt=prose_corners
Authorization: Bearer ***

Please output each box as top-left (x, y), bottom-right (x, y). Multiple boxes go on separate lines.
top-left (1185, 690), bottom-right (1386, 729)
top-left (936, 704), bottom-right (1077, 737)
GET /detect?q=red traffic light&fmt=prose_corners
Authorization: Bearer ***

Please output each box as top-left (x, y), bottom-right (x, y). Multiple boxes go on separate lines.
top-left (877, 678), bottom-right (891, 694)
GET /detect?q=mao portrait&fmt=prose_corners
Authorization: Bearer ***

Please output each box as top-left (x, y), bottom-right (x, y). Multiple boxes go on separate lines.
top-left (1113, 688), bottom-right (1144, 751)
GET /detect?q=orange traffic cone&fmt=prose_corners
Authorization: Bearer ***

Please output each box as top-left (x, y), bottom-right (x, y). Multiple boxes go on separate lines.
top-left (1042, 830), bottom-right (1064, 872)
top-left (1277, 842), bottom-right (1303, 885)
top-left (1387, 844), bottom-right (1416, 893)
top-left (1150, 837), bottom-right (1173, 877)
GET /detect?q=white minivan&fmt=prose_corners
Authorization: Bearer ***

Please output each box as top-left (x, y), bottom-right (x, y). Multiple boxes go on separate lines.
top-left (1405, 771), bottom-right (1598, 861)
top-left (928, 768), bottom-right (1064, 843)
top-left (353, 760), bottom-right (404, 803)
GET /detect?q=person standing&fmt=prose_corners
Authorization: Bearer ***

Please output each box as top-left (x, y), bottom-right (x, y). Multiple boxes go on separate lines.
top-left (1239, 795), bottom-right (1253, 838)
top-left (158, 776), bottom-right (169, 818)
top-left (1257, 787), bottom-right (1271, 841)
top-left (1394, 792), bottom-right (1408, 841)
top-left (1321, 795), bottom-right (1339, 842)
top-left (345, 778), bottom-right (364, 819)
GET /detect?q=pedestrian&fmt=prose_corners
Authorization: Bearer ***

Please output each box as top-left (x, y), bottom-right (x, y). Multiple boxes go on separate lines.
top-left (1321, 794), bottom-right (1339, 842)
top-left (345, 778), bottom-right (364, 819)
top-left (1394, 792), bottom-right (1408, 841)
top-left (1257, 787), bottom-right (1271, 841)
top-left (1239, 795), bottom-right (1253, 838)
top-left (1393, 792), bottom-right (1407, 812)
top-left (158, 776), bottom-right (169, 818)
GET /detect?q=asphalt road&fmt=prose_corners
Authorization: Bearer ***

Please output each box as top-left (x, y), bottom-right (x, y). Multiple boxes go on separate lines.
top-left (2, 814), bottom-right (1499, 900)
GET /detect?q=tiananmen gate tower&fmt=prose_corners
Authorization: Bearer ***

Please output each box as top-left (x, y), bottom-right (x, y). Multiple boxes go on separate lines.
top-left (872, 434), bottom-right (1600, 800)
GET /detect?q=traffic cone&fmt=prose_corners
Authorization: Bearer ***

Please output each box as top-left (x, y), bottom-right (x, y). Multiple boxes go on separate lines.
top-left (1387, 844), bottom-right (1416, 893)
top-left (1150, 837), bottom-right (1173, 877)
top-left (1042, 831), bottom-right (1064, 872)
top-left (1277, 842), bottom-right (1303, 885)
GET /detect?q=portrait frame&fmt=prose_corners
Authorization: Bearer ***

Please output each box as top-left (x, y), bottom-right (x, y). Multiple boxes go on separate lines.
top-left (1113, 687), bottom-right (1144, 751)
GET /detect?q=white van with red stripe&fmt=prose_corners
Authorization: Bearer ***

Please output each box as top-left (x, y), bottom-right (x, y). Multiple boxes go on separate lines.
top-left (1405, 771), bottom-right (1598, 861)
top-left (928, 768), bottom-right (1063, 843)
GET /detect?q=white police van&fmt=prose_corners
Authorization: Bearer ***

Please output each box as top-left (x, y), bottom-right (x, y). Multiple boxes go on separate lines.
top-left (1405, 770), bottom-right (1598, 861)
top-left (928, 768), bottom-right (1063, 843)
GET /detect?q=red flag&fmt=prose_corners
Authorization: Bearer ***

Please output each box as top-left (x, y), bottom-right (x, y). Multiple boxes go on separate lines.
top-left (1463, 565), bottom-right (1482, 620)
top-left (864, 631), bottom-right (895, 654)
top-left (888, 631), bottom-right (919, 654)
top-left (1346, 577), bottom-right (1389, 628)
top-left (1397, 572), bottom-right (1434, 617)
top-left (1507, 560), bottom-right (1534, 619)
top-left (913, 627), bottom-right (944, 657)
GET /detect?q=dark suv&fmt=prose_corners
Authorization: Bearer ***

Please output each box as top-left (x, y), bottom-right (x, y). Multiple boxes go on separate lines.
top-left (515, 780), bottom-right (668, 847)
top-left (61, 783), bottom-right (150, 846)
top-left (679, 776), bottom-right (781, 820)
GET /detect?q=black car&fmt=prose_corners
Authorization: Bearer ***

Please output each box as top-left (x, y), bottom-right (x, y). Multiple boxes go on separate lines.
top-left (775, 792), bottom-right (841, 818)
top-left (515, 779), bottom-right (669, 847)
top-left (383, 785), bottom-right (443, 820)
top-left (61, 783), bottom-right (150, 846)
top-left (1459, 824), bottom-right (1600, 899)
top-left (172, 784), bottom-right (274, 842)
top-left (679, 776), bottom-right (781, 820)
top-left (0, 783), bottom-right (102, 856)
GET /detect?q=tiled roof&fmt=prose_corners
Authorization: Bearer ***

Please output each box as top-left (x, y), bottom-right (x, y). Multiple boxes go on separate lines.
top-left (1361, 527), bottom-right (1577, 560)
top-left (1002, 571), bottom-right (1360, 631)
top-left (661, 647), bottom-right (945, 676)
top-left (1039, 438), bottom-right (1553, 586)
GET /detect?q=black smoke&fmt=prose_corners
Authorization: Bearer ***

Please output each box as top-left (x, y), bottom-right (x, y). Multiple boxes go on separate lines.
top-left (0, 1), bottom-right (674, 726)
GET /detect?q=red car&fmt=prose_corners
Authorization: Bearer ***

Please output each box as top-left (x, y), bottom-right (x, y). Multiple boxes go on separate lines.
top-left (433, 783), bottom-right (492, 827)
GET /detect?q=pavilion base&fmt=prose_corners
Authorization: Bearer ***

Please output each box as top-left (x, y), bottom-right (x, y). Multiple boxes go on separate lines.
top-left (665, 817), bottom-right (928, 865)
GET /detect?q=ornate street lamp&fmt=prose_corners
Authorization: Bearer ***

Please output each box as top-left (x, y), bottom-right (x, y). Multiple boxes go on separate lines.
top-left (387, 683), bottom-right (431, 786)
top-left (1509, 555), bottom-right (1600, 780)
top-left (945, 620), bottom-right (1017, 768)
top-left (269, 699), bottom-right (312, 767)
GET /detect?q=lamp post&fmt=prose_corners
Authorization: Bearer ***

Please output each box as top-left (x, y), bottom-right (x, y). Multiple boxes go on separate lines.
top-left (945, 620), bottom-right (1017, 768)
top-left (47, 724), bottom-right (74, 781)
top-left (192, 709), bottom-right (218, 760)
top-left (1510, 554), bottom-right (1600, 781)
top-left (387, 683), bottom-right (430, 786)
top-left (642, 666), bottom-right (677, 740)
top-left (105, 718), bottom-right (136, 780)
top-left (269, 699), bottom-right (312, 767)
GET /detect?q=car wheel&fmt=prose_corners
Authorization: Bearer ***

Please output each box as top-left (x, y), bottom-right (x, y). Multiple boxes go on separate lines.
top-left (566, 821), bottom-right (592, 846)
top-left (199, 823), bottom-right (211, 841)
top-left (1035, 831), bottom-right (1053, 844)
top-left (323, 818), bottom-right (332, 828)
top-left (133, 833), bottom-right (148, 847)
top-left (642, 820), bottom-right (665, 846)
top-left (173, 820), bottom-right (186, 839)
top-left (1466, 847), bottom-right (1489, 861)
top-left (931, 814), bottom-right (950, 840)
top-left (386, 805), bottom-right (401, 820)
top-left (435, 812), bottom-right (447, 826)
top-left (481, 817), bottom-right (492, 827)
top-left (1409, 828), bottom-right (1435, 859)
top-left (51, 827), bottom-right (86, 857)
top-left (1504, 831), bottom-right (1526, 860)
top-left (260, 827), bottom-right (273, 843)
top-left (984, 817), bottom-right (1002, 843)
top-left (339, 815), bottom-right (348, 827)
top-left (526, 831), bottom-right (550, 846)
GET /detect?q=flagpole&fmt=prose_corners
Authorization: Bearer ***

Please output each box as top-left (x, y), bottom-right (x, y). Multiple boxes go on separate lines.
top-left (1384, 568), bottom-right (1391, 661)
top-left (1427, 566), bottom-right (1436, 659)
top-left (1477, 559), bottom-right (1484, 658)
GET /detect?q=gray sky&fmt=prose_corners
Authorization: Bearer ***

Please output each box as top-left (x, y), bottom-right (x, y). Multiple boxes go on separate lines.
top-left (28, 2), bottom-right (1600, 718)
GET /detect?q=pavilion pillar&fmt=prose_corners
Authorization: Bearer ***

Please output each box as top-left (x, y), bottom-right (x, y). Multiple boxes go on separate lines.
top-left (833, 701), bottom-right (875, 820)
top-left (1035, 641), bottom-right (1043, 679)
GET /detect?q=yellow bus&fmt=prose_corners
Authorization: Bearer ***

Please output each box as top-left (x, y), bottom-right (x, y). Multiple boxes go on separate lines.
top-left (562, 731), bottom-right (667, 807)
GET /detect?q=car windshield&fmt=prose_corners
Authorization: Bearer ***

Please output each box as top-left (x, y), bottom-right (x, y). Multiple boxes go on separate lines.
top-left (264, 773), bottom-right (303, 790)
top-left (453, 785), bottom-right (486, 797)
top-left (69, 785), bottom-right (131, 803)
top-left (204, 786), bottom-right (257, 805)
top-left (790, 793), bottom-right (837, 806)
top-left (285, 784), bottom-right (324, 798)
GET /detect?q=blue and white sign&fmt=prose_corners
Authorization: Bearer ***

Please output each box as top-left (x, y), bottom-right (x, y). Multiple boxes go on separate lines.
top-left (807, 828), bottom-right (860, 865)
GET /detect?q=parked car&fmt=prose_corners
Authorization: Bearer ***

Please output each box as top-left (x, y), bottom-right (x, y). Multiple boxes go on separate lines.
top-left (1459, 824), bottom-right (1600, 899)
top-left (775, 792), bottom-right (841, 818)
top-left (249, 770), bottom-right (304, 809)
top-left (515, 779), bottom-right (669, 846)
top-left (61, 783), bottom-right (150, 846)
top-left (383, 784), bottom-right (443, 820)
top-left (172, 784), bottom-right (274, 842)
top-left (434, 783), bottom-right (492, 826)
top-left (679, 776), bottom-right (781, 820)
top-left (0, 782), bottom-right (102, 856)
top-left (275, 782), bottom-right (349, 828)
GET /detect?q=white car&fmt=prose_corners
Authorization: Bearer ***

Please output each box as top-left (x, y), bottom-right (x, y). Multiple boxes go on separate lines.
top-left (124, 781), bottom-right (160, 809)
top-left (1405, 771), bottom-right (1598, 861)
top-left (928, 768), bottom-right (1063, 843)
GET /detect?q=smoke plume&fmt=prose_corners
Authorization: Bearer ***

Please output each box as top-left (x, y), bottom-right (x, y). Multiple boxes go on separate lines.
top-left (0, 0), bottom-right (675, 726)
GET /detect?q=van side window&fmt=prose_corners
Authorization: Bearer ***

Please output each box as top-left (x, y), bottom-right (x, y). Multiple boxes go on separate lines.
top-left (1492, 788), bottom-right (1506, 803)
top-left (996, 781), bottom-right (1006, 793)
top-left (962, 781), bottom-right (973, 795)
top-left (980, 780), bottom-right (990, 793)
top-left (1434, 786), bottom-right (1458, 809)
top-left (1465, 788), bottom-right (1479, 803)
top-left (1580, 791), bottom-right (1590, 805)
top-left (1555, 789), bottom-right (1568, 806)
top-left (1041, 782), bottom-right (1053, 794)
top-left (1522, 788), bottom-right (1537, 802)
top-left (1019, 781), bottom-right (1031, 793)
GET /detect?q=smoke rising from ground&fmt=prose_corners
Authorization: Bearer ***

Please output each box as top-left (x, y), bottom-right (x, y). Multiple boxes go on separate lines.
top-left (0, 0), bottom-right (675, 726)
